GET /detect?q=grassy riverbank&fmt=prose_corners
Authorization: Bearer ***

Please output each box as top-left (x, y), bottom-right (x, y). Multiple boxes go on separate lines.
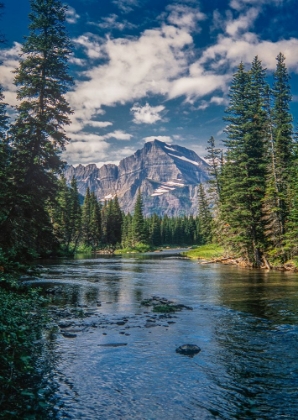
top-left (182, 244), bottom-right (225, 260)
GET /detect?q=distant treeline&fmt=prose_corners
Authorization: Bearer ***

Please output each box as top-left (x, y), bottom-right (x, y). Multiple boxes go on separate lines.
top-left (52, 179), bottom-right (205, 253)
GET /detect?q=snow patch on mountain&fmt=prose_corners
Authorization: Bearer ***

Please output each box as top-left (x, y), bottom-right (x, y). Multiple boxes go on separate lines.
top-left (168, 153), bottom-right (200, 166)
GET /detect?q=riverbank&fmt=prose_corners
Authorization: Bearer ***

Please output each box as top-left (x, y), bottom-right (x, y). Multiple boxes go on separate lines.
top-left (182, 244), bottom-right (298, 271)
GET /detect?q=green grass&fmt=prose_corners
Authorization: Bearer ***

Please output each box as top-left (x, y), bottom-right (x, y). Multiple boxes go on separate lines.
top-left (182, 244), bottom-right (225, 260)
top-left (115, 243), bottom-right (152, 254)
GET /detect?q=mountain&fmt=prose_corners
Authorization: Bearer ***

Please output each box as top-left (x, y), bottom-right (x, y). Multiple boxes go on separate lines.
top-left (64, 139), bottom-right (210, 216)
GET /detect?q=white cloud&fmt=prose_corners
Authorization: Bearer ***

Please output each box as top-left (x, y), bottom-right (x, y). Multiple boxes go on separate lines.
top-left (86, 121), bottom-right (113, 128)
top-left (169, 73), bottom-right (229, 102)
top-left (67, 23), bottom-right (193, 133)
top-left (143, 136), bottom-right (173, 143)
top-left (230, 0), bottom-right (283, 11)
top-left (0, 42), bottom-right (21, 106)
top-left (65, 6), bottom-right (80, 24)
top-left (73, 34), bottom-right (105, 59)
top-left (63, 138), bottom-right (110, 166)
top-left (106, 130), bottom-right (132, 140)
top-left (167, 4), bottom-right (206, 31)
top-left (131, 103), bottom-right (165, 124)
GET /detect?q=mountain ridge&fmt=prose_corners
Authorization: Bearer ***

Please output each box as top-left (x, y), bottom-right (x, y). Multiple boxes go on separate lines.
top-left (64, 139), bottom-right (210, 216)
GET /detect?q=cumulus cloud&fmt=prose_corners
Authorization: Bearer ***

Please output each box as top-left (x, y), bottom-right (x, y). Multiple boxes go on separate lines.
top-left (131, 103), bottom-right (165, 124)
top-left (67, 23), bottom-right (193, 133)
top-left (65, 6), bottom-right (80, 24)
top-left (143, 136), bottom-right (173, 143)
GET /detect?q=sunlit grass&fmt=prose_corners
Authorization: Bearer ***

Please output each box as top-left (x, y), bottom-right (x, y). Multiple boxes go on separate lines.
top-left (182, 244), bottom-right (225, 260)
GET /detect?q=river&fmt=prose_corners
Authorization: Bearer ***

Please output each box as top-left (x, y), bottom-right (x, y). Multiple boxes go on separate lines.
top-left (31, 250), bottom-right (298, 419)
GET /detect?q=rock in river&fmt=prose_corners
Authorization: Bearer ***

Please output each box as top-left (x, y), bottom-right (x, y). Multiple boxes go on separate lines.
top-left (176, 344), bottom-right (201, 356)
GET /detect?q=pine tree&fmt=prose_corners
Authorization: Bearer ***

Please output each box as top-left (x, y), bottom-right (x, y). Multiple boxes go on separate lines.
top-left (0, 84), bottom-right (10, 249)
top-left (220, 58), bottom-right (268, 266)
top-left (7, 0), bottom-right (73, 257)
top-left (198, 184), bottom-right (213, 244)
top-left (89, 192), bottom-right (101, 249)
top-left (205, 136), bottom-right (222, 202)
top-left (263, 53), bottom-right (293, 261)
top-left (81, 188), bottom-right (92, 247)
top-left (132, 190), bottom-right (147, 245)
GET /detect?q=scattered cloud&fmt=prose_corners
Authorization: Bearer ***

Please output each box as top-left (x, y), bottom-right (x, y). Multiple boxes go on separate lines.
top-left (65, 5), bottom-right (80, 24)
top-left (131, 103), bottom-right (166, 124)
top-left (167, 4), bottom-right (206, 31)
top-left (92, 14), bottom-right (136, 31)
top-left (106, 130), bottom-right (132, 140)
top-left (112, 0), bottom-right (139, 14)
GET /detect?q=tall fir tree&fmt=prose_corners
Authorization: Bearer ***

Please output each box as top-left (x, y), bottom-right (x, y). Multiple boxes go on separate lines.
top-left (220, 58), bottom-right (268, 266)
top-left (132, 190), bottom-right (147, 245)
top-left (263, 53), bottom-right (293, 261)
top-left (81, 187), bottom-right (92, 247)
top-left (0, 84), bottom-right (9, 248)
top-left (6, 0), bottom-right (73, 258)
top-left (197, 184), bottom-right (213, 244)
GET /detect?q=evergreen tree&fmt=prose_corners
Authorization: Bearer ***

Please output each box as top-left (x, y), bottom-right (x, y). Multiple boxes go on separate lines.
top-left (198, 184), bottom-right (213, 244)
top-left (263, 53), bottom-right (293, 261)
top-left (148, 214), bottom-right (161, 246)
top-left (220, 58), bottom-right (268, 266)
top-left (6, 0), bottom-right (73, 257)
top-left (0, 84), bottom-right (10, 249)
top-left (89, 192), bottom-right (101, 249)
top-left (205, 136), bottom-right (222, 202)
top-left (132, 190), bottom-right (147, 245)
top-left (81, 188), bottom-right (92, 247)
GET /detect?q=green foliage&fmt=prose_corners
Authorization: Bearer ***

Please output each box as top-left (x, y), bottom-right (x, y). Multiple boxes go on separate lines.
top-left (0, 279), bottom-right (48, 418)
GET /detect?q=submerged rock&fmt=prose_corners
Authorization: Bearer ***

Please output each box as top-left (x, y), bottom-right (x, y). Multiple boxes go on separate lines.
top-left (176, 344), bottom-right (201, 356)
top-left (62, 332), bottom-right (77, 338)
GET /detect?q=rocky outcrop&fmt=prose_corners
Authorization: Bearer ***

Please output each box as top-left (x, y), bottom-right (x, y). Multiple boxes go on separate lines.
top-left (64, 139), bottom-right (210, 216)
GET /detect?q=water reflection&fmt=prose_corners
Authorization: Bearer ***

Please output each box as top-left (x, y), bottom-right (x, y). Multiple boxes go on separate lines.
top-left (34, 254), bottom-right (298, 419)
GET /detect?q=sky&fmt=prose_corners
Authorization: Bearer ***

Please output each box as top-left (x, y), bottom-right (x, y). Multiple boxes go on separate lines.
top-left (1, 0), bottom-right (298, 167)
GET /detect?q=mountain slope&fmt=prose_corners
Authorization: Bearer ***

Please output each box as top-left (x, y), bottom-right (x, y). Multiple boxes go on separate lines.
top-left (64, 139), bottom-right (210, 216)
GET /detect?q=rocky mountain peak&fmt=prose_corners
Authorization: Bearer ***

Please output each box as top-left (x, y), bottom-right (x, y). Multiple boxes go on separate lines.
top-left (64, 140), bottom-right (210, 216)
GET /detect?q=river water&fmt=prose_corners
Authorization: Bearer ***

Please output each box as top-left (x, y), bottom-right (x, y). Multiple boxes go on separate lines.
top-left (33, 251), bottom-right (298, 419)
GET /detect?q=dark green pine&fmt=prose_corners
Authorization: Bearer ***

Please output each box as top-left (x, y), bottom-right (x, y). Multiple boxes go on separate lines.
top-left (132, 190), bottom-right (147, 245)
top-left (220, 58), bottom-right (268, 267)
top-left (7, 0), bottom-right (73, 258)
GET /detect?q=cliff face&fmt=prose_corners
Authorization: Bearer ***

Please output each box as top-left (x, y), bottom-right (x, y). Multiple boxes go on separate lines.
top-left (64, 139), bottom-right (210, 216)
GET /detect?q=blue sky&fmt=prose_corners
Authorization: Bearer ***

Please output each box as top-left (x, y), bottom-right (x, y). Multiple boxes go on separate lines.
top-left (1, 0), bottom-right (298, 167)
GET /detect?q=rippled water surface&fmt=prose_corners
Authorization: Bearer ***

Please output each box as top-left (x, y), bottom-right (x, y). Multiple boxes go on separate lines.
top-left (34, 251), bottom-right (298, 419)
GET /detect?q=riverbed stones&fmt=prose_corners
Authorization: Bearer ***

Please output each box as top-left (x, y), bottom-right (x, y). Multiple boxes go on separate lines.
top-left (176, 344), bottom-right (201, 356)
top-left (141, 296), bottom-right (193, 313)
